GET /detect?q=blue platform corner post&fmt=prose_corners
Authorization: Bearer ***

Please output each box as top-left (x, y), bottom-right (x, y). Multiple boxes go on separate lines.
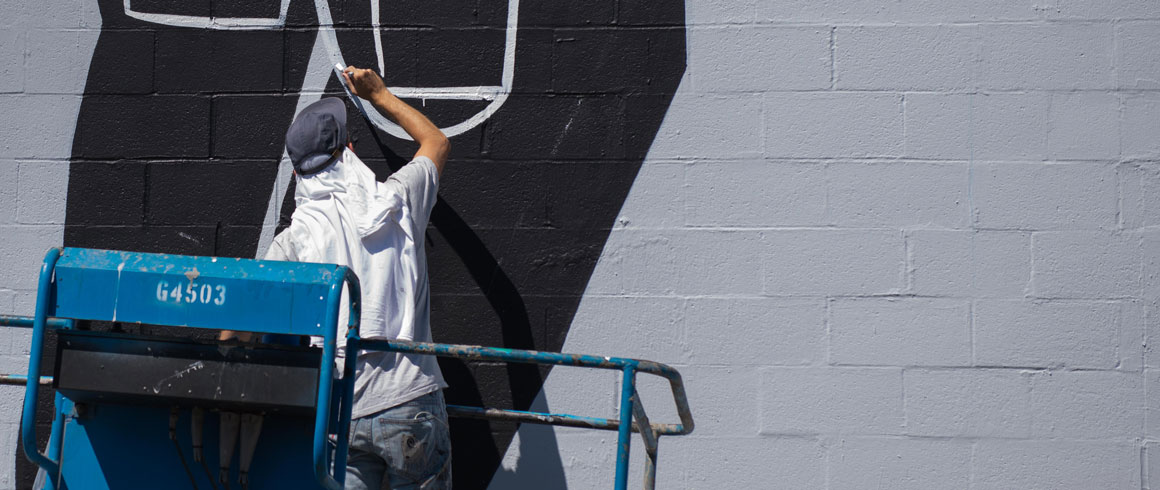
top-left (614, 364), bottom-right (637, 490)
top-left (22, 247), bottom-right (63, 480)
top-left (313, 265), bottom-right (363, 490)
top-left (333, 267), bottom-right (362, 488)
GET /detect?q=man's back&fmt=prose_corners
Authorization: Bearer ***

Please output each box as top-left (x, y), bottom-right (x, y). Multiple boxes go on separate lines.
top-left (270, 148), bottom-right (445, 418)
top-left (263, 67), bottom-right (453, 488)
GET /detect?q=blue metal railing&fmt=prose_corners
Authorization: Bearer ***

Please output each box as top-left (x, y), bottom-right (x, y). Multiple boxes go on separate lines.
top-left (0, 248), bottom-right (694, 490)
top-left (1, 316), bottom-right (694, 489)
top-left (314, 266), bottom-right (361, 490)
top-left (354, 338), bottom-right (694, 489)
top-left (22, 247), bottom-right (63, 479)
top-left (356, 339), bottom-right (694, 435)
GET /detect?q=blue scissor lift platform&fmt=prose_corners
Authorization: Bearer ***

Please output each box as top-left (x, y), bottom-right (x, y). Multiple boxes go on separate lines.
top-left (3, 248), bottom-right (694, 489)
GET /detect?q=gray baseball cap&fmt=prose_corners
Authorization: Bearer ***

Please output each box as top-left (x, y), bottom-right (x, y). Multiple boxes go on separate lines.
top-left (285, 97), bottom-right (348, 175)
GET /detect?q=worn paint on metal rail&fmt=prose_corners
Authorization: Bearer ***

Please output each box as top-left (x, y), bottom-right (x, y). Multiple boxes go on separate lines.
top-left (632, 390), bottom-right (660, 488)
top-left (0, 315), bottom-right (73, 329)
top-left (447, 405), bottom-right (653, 432)
top-left (0, 374), bottom-right (53, 386)
top-left (357, 338), bottom-right (695, 437)
top-left (356, 338), bottom-right (695, 490)
top-left (360, 338), bottom-right (682, 375)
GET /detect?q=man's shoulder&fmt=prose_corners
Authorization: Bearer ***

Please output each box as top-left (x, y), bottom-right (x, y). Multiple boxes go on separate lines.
top-left (389, 156), bottom-right (438, 187)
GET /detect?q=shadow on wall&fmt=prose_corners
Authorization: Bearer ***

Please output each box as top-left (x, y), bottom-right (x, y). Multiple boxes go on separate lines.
top-left (32, 0), bottom-right (686, 487)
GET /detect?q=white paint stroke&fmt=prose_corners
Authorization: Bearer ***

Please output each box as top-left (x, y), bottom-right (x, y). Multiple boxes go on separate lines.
top-left (371, 0), bottom-right (386, 77)
top-left (255, 29), bottom-right (333, 259)
top-left (123, 0), bottom-right (291, 29)
top-left (121, 0), bottom-right (517, 138)
top-left (317, 0), bottom-right (520, 139)
top-left (390, 86), bottom-right (503, 101)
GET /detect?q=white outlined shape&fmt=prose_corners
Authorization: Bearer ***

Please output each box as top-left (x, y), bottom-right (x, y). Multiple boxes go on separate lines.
top-left (368, 0), bottom-right (506, 102)
top-left (123, 0), bottom-right (292, 29)
top-left (316, 0), bottom-right (519, 139)
top-left (123, 0), bottom-right (518, 139)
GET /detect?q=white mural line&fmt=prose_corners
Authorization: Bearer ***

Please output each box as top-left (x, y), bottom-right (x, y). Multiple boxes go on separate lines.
top-left (259, 0), bottom-right (518, 254)
top-left (254, 150), bottom-right (294, 261)
top-left (255, 32), bottom-right (332, 260)
top-left (315, 0), bottom-right (520, 139)
top-left (122, 0), bottom-right (291, 29)
top-left (120, 0), bottom-right (518, 138)
top-left (371, 0), bottom-right (386, 77)
top-left (390, 86), bottom-right (503, 101)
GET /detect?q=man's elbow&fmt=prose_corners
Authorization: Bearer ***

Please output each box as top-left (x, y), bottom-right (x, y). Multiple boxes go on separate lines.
top-left (432, 133), bottom-right (450, 155)
top-left (424, 132), bottom-right (450, 160)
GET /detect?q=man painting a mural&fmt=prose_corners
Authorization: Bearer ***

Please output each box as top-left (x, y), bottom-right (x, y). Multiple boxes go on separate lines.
top-left (11, 0), bottom-right (688, 487)
top-left (221, 65), bottom-right (453, 489)
top-left (28, 1), bottom-right (687, 485)
top-left (8, 0), bottom-right (1160, 486)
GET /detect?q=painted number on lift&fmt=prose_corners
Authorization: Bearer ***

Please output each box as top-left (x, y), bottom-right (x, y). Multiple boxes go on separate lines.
top-left (155, 280), bottom-right (226, 306)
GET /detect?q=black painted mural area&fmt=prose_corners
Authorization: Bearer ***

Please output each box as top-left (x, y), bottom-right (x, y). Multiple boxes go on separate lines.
top-left (25, 0), bottom-right (686, 487)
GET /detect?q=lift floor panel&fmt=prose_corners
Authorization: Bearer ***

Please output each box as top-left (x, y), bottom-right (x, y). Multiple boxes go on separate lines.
top-left (58, 402), bottom-right (316, 490)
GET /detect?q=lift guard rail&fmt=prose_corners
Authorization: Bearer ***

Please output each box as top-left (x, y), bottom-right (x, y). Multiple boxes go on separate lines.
top-left (0, 247), bottom-right (693, 490)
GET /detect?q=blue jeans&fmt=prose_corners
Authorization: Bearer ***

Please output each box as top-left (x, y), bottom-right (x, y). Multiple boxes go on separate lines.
top-left (345, 390), bottom-right (452, 490)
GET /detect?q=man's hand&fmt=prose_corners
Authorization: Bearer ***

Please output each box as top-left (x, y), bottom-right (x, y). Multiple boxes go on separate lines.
top-left (342, 66), bottom-right (389, 101)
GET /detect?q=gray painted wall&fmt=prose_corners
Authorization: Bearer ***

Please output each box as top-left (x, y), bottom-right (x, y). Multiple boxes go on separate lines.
top-left (0, 3), bottom-right (99, 487)
top-left (493, 1), bottom-right (1160, 488)
top-left (2, 0), bottom-right (1160, 489)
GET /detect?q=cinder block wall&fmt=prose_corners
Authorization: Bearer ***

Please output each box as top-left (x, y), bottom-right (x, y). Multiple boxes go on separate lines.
top-left (1, 0), bottom-right (1159, 489)
top-left (497, 1), bottom-right (1160, 489)
top-left (0, 3), bottom-right (96, 487)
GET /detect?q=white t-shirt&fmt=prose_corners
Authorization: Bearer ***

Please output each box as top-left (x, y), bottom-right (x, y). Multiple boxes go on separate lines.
top-left (266, 151), bottom-right (445, 418)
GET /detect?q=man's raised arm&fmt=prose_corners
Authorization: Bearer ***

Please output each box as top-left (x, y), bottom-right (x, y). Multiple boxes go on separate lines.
top-left (342, 66), bottom-right (449, 176)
